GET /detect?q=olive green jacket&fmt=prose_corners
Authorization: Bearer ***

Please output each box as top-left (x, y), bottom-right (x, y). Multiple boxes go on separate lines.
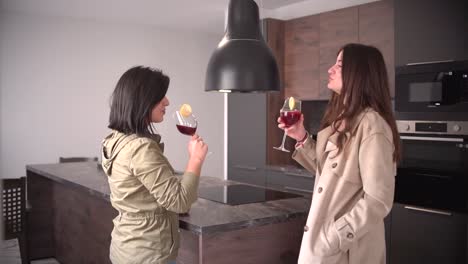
top-left (293, 109), bottom-right (396, 264)
top-left (101, 131), bottom-right (199, 264)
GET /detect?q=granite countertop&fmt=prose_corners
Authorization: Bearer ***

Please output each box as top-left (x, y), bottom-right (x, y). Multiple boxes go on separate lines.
top-left (26, 162), bottom-right (311, 235)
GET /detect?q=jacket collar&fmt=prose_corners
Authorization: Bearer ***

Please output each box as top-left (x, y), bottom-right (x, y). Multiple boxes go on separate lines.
top-left (315, 108), bottom-right (372, 168)
top-left (147, 134), bottom-right (165, 152)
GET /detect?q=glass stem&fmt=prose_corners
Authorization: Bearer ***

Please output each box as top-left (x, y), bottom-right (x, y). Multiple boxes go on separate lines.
top-left (280, 132), bottom-right (287, 148)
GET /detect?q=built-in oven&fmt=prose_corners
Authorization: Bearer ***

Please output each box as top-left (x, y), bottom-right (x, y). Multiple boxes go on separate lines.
top-left (395, 120), bottom-right (468, 214)
top-left (395, 60), bottom-right (468, 121)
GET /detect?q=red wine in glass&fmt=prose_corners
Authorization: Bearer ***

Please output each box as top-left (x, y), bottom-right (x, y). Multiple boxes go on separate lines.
top-left (176, 124), bottom-right (197, 136)
top-left (280, 110), bottom-right (301, 127)
top-left (274, 97), bottom-right (302, 152)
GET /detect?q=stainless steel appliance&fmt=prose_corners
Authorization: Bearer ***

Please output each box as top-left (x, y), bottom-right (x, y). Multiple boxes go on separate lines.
top-left (396, 120), bottom-right (468, 213)
top-left (392, 120), bottom-right (468, 263)
top-left (395, 60), bottom-right (468, 121)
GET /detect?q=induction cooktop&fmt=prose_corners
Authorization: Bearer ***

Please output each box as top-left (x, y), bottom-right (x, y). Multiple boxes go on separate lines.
top-left (198, 184), bottom-right (302, 205)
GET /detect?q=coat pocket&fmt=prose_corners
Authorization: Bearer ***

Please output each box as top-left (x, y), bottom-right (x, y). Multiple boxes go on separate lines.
top-left (315, 219), bottom-right (341, 257)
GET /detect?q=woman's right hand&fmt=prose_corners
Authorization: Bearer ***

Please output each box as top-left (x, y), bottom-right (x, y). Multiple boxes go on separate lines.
top-left (188, 134), bottom-right (208, 162)
top-left (277, 114), bottom-right (308, 142)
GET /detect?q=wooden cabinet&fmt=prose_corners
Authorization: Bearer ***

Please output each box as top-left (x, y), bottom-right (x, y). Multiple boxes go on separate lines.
top-left (265, 19), bottom-right (295, 167)
top-left (281, 0), bottom-right (395, 100)
top-left (389, 203), bottom-right (467, 264)
top-left (283, 7), bottom-right (359, 101)
top-left (318, 7), bottom-right (359, 100)
top-left (284, 15), bottom-right (320, 100)
top-left (359, 0), bottom-right (395, 97)
top-left (266, 170), bottom-right (314, 196)
top-left (394, 0), bottom-right (468, 66)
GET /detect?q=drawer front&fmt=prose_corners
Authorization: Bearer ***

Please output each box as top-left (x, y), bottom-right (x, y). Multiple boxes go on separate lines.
top-left (229, 165), bottom-right (265, 186)
top-left (267, 170), bottom-right (314, 192)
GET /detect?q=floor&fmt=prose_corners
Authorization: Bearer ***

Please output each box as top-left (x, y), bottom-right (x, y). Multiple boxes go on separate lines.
top-left (0, 239), bottom-right (60, 264)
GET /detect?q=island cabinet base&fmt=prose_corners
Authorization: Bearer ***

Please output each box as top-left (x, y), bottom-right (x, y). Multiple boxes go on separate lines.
top-left (27, 170), bottom-right (307, 264)
top-left (27, 171), bottom-right (117, 263)
top-left (178, 217), bottom-right (307, 264)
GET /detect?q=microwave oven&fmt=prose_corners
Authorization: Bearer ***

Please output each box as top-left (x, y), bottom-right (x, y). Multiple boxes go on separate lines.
top-left (395, 60), bottom-right (468, 121)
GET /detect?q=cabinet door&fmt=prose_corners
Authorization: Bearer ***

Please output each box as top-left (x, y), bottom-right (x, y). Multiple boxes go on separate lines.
top-left (227, 93), bottom-right (266, 184)
top-left (319, 7), bottom-right (358, 100)
top-left (229, 166), bottom-right (265, 186)
top-left (384, 212), bottom-right (392, 264)
top-left (394, 0), bottom-right (468, 66)
top-left (284, 15), bottom-right (320, 100)
top-left (358, 0), bottom-right (395, 97)
top-left (266, 170), bottom-right (314, 195)
top-left (390, 203), bottom-right (467, 264)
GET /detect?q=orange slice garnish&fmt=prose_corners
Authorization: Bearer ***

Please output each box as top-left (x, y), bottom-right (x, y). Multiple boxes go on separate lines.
top-left (179, 104), bottom-right (192, 117)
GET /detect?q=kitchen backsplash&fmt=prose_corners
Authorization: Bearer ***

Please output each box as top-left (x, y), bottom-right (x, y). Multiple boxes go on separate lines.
top-left (302, 100), bottom-right (329, 135)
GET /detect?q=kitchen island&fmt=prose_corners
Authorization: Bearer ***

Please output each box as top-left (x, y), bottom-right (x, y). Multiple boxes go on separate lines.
top-left (26, 162), bottom-right (311, 264)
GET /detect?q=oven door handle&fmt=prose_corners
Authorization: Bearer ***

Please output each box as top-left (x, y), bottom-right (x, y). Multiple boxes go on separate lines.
top-left (400, 136), bottom-right (464, 142)
top-left (404, 205), bottom-right (452, 216)
top-left (413, 172), bottom-right (452, 180)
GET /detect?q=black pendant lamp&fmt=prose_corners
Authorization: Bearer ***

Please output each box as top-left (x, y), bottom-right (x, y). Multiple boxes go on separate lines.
top-left (205, 0), bottom-right (280, 93)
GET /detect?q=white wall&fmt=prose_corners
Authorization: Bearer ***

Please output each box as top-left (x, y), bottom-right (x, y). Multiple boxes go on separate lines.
top-left (0, 12), bottom-right (224, 179)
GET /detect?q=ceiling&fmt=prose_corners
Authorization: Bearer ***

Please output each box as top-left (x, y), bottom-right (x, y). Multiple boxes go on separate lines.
top-left (0, 0), bottom-right (379, 35)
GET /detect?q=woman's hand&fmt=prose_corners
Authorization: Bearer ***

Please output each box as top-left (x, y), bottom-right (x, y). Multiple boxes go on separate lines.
top-left (188, 134), bottom-right (208, 162)
top-left (277, 114), bottom-right (308, 142)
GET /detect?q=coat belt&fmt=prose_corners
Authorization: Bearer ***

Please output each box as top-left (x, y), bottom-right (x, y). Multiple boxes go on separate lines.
top-left (118, 210), bottom-right (166, 220)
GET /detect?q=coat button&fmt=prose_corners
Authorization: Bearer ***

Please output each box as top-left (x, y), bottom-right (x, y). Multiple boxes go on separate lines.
top-left (347, 233), bottom-right (354, 239)
top-left (332, 163), bottom-right (338, 168)
top-left (317, 187), bottom-right (323, 193)
top-left (304, 225), bottom-right (309, 232)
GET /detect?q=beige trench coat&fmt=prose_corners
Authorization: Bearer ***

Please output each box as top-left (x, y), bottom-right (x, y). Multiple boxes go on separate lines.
top-left (101, 131), bottom-right (199, 264)
top-left (293, 109), bottom-right (396, 264)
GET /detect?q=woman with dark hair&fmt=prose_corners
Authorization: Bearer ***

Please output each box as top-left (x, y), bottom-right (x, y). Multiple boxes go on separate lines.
top-left (279, 43), bottom-right (399, 264)
top-left (101, 66), bottom-right (208, 264)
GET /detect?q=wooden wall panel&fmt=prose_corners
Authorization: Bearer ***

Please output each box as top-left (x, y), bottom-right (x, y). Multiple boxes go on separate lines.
top-left (265, 18), bottom-right (295, 166)
top-left (267, 1), bottom-right (396, 167)
top-left (359, 0), bottom-right (395, 97)
top-left (319, 7), bottom-right (359, 100)
top-left (284, 15), bottom-right (320, 100)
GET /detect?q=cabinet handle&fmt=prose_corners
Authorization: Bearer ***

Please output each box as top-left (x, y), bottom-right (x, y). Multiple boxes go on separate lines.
top-left (406, 60), bottom-right (454, 66)
top-left (285, 186), bottom-right (313, 194)
top-left (233, 165), bottom-right (257, 171)
top-left (285, 172), bottom-right (314, 179)
top-left (404, 206), bottom-right (452, 216)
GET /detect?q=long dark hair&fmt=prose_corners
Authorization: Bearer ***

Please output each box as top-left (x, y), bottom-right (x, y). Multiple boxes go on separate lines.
top-left (108, 66), bottom-right (169, 137)
top-left (320, 43), bottom-right (401, 162)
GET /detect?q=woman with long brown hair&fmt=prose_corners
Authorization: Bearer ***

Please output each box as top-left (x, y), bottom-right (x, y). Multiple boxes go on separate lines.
top-left (278, 43), bottom-right (400, 264)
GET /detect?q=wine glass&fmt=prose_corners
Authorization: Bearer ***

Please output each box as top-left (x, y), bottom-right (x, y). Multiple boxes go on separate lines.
top-left (273, 97), bottom-right (302, 152)
top-left (174, 108), bottom-right (198, 136)
top-left (174, 104), bottom-right (212, 156)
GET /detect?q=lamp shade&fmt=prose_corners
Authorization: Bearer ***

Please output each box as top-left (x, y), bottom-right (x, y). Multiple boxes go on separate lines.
top-left (205, 0), bottom-right (280, 93)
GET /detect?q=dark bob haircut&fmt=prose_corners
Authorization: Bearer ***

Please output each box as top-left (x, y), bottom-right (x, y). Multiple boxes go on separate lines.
top-left (108, 66), bottom-right (169, 136)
